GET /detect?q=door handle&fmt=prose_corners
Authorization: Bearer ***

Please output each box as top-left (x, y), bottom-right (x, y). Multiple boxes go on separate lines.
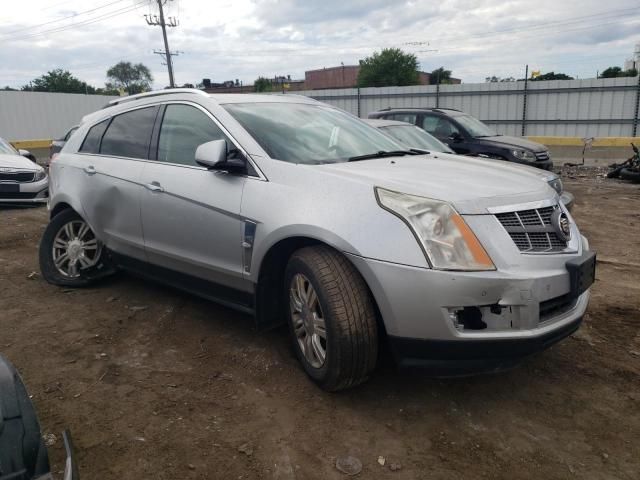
top-left (145, 181), bottom-right (164, 193)
top-left (83, 165), bottom-right (96, 175)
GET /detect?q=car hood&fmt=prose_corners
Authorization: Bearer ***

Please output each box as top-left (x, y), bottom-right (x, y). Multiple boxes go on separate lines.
top-left (0, 153), bottom-right (40, 171)
top-left (474, 135), bottom-right (547, 153)
top-left (318, 153), bottom-right (554, 214)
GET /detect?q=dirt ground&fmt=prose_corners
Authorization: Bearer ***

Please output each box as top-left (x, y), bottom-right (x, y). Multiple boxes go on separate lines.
top-left (1, 169), bottom-right (639, 480)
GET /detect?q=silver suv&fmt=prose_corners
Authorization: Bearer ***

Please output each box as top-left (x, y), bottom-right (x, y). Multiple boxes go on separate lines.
top-left (40, 89), bottom-right (595, 391)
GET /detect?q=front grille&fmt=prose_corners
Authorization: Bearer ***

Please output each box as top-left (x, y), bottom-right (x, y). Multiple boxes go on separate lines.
top-left (0, 171), bottom-right (35, 182)
top-left (535, 151), bottom-right (550, 162)
top-left (0, 192), bottom-right (38, 199)
top-left (496, 205), bottom-right (568, 252)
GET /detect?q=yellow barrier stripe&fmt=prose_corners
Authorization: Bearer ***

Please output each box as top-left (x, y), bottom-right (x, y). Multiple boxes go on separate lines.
top-left (10, 139), bottom-right (52, 149)
top-left (527, 136), bottom-right (638, 147)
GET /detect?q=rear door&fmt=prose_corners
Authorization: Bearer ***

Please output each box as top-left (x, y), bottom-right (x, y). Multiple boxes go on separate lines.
top-left (139, 102), bottom-right (248, 292)
top-left (77, 105), bottom-right (159, 261)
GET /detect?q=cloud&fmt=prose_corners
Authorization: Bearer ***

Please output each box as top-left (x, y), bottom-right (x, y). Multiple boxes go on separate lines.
top-left (0, 0), bottom-right (638, 89)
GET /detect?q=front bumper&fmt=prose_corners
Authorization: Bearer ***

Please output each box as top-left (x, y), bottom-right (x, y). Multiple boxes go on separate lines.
top-left (388, 316), bottom-right (582, 373)
top-left (0, 177), bottom-right (49, 204)
top-left (347, 248), bottom-right (591, 372)
top-left (510, 157), bottom-right (553, 171)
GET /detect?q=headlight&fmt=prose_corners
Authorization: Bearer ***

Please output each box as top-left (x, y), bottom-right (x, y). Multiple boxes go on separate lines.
top-left (375, 187), bottom-right (495, 271)
top-left (512, 149), bottom-right (536, 161)
top-left (547, 177), bottom-right (563, 195)
top-left (34, 169), bottom-right (47, 181)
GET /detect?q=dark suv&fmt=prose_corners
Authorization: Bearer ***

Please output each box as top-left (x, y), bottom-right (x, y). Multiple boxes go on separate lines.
top-left (368, 108), bottom-right (553, 170)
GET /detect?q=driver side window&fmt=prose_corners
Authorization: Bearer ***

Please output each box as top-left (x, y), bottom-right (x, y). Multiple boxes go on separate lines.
top-left (422, 115), bottom-right (460, 139)
top-left (157, 104), bottom-right (231, 167)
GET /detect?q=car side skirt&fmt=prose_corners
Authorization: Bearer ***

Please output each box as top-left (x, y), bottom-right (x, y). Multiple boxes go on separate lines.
top-left (110, 252), bottom-right (256, 316)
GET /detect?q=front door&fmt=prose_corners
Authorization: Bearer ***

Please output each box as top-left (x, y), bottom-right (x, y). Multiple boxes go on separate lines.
top-left (139, 103), bottom-right (248, 291)
top-left (420, 114), bottom-right (470, 154)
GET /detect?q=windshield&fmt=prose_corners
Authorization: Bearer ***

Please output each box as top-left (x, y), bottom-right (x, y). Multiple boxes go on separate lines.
top-left (382, 125), bottom-right (453, 153)
top-left (0, 137), bottom-right (18, 155)
top-left (223, 102), bottom-right (402, 164)
top-left (455, 115), bottom-right (497, 137)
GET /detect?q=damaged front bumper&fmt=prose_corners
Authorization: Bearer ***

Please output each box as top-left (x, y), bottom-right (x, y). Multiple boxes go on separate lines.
top-left (346, 248), bottom-right (594, 374)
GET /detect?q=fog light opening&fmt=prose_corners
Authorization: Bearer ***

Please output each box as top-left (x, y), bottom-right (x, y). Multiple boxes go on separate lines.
top-left (450, 307), bottom-right (487, 331)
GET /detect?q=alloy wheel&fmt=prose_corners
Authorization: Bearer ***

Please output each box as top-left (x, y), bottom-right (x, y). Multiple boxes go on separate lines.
top-left (289, 273), bottom-right (327, 368)
top-left (51, 220), bottom-right (102, 278)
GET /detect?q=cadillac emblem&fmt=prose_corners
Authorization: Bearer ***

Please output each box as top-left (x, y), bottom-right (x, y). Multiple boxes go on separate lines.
top-left (552, 209), bottom-right (571, 241)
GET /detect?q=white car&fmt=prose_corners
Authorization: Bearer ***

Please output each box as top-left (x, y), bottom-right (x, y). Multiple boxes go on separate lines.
top-left (0, 137), bottom-right (48, 205)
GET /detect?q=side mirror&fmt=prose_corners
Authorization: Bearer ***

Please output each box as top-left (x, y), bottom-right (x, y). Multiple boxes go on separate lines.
top-left (18, 149), bottom-right (37, 163)
top-left (195, 140), bottom-right (246, 174)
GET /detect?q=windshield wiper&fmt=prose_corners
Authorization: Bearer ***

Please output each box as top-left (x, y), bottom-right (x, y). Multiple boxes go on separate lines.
top-left (348, 150), bottom-right (418, 162)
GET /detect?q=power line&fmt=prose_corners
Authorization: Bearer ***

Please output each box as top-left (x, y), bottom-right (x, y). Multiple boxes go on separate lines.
top-left (6, 2), bottom-right (147, 41)
top-left (1, 0), bottom-right (129, 37)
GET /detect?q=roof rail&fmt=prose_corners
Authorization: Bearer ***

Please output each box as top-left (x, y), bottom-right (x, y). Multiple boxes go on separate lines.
top-left (106, 88), bottom-right (209, 107)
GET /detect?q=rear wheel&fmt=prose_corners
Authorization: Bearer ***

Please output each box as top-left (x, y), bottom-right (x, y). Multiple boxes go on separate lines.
top-left (285, 246), bottom-right (378, 391)
top-left (39, 209), bottom-right (108, 287)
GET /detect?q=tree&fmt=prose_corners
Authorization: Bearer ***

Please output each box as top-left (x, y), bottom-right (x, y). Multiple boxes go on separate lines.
top-left (21, 69), bottom-right (96, 94)
top-left (530, 71), bottom-right (574, 81)
top-left (357, 48), bottom-right (420, 88)
top-left (431, 67), bottom-right (452, 85)
top-left (254, 77), bottom-right (273, 92)
top-left (599, 66), bottom-right (638, 78)
top-left (106, 61), bottom-right (153, 95)
top-left (485, 76), bottom-right (515, 83)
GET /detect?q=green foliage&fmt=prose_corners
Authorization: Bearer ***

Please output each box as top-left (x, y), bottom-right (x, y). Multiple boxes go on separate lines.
top-left (106, 61), bottom-right (153, 95)
top-left (431, 67), bottom-right (452, 84)
top-left (357, 48), bottom-right (420, 87)
top-left (254, 77), bottom-right (273, 92)
top-left (21, 69), bottom-right (97, 94)
top-left (530, 72), bottom-right (574, 81)
top-left (485, 76), bottom-right (515, 83)
top-left (599, 66), bottom-right (638, 78)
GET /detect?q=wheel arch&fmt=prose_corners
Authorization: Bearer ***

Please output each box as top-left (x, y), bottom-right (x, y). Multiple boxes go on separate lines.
top-left (254, 235), bottom-right (387, 340)
top-left (50, 201), bottom-right (74, 219)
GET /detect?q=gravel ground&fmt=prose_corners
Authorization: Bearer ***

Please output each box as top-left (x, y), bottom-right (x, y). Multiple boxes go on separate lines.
top-left (1, 170), bottom-right (639, 480)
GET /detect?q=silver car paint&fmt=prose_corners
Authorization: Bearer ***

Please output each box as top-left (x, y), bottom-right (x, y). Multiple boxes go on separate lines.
top-left (51, 91), bottom-right (589, 343)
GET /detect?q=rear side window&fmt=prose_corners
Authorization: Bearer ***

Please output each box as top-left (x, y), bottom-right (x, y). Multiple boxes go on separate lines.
top-left (64, 126), bottom-right (79, 141)
top-left (157, 104), bottom-right (229, 166)
top-left (100, 106), bottom-right (158, 159)
top-left (79, 120), bottom-right (109, 154)
top-left (390, 113), bottom-right (417, 124)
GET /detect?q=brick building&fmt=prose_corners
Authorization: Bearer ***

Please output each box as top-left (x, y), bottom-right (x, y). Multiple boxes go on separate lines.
top-left (304, 65), bottom-right (460, 90)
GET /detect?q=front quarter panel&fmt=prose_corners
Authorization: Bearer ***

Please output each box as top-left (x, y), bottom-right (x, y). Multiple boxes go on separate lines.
top-left (242, 160), bottom-right (430, 282)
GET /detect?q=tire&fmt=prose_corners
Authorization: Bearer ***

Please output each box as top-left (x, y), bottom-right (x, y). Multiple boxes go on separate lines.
top-left (619, 168), bottom-right (640, 183)
top-left (0, 355), bottom-right (51, 480)
top-left (39, 209), bottom-right (110, 287)
top-left (607, 166), bottom-right (624, 178)
top-left (284, 246), bottom-right (378, 391)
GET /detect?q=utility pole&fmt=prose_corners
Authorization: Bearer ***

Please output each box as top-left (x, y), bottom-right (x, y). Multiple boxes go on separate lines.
top-left (145, 1), bottom-right (178, 88)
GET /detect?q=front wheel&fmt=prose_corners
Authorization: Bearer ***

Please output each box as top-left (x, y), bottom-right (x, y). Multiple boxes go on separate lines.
top-left (285, 246), bottom-right (378, 391)
top-left (39, 209), bottom-right (109, 287)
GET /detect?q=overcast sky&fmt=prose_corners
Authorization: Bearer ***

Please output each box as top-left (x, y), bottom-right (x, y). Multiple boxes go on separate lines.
top-left (1, 0), bottom-right (638, 89)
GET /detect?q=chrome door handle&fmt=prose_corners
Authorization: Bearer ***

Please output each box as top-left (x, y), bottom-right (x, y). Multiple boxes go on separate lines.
top-left (145, 181), bottom-right (164, 193)
top-left (83, 166), bottom-right (96, 175)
